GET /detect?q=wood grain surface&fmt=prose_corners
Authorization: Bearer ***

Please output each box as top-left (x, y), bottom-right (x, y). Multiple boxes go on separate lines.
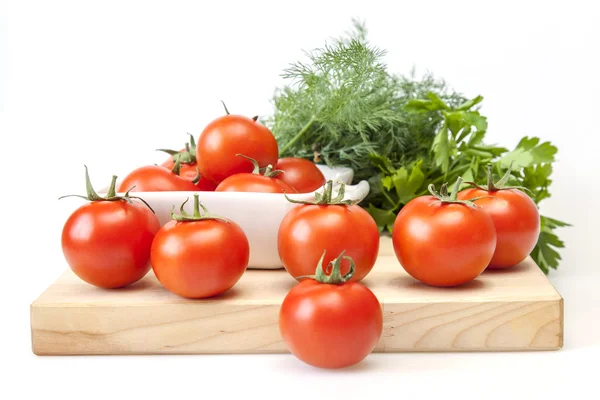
top-left (30, 237), bottom-right (563, 355)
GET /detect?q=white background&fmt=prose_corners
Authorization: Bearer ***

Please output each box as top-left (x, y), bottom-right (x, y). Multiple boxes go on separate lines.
top-left (1, 0), bottom-right (598, 399)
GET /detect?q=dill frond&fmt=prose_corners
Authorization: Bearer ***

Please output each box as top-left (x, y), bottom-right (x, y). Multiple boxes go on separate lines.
top-left (267, 22), bottom-right (465, 183)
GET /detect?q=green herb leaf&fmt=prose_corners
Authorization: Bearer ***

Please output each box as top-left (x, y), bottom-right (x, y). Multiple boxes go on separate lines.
top-left (521, 163), bottom-right (553, 203)
top-left (444, 111), bottom-right (467, 137)
top-left (427, 92), bottom-right (450, 111)
top-left (456, 95), bottom-right (483, 111)
top-left (500, 137), bottom-right (558, 169)
top-left (463, 111), bottom-right (488, 132)
top-left (368, 153), bottom-right (394, 175)
top-left (367, 204), bottom-right (396, 233)
top-left (382, 161), bottom-right (426, 204)
top-left (531, 215), bottom-right (571, 274)
top-left (432, 125), bottom-right (450, 174)
top-left (404, 99), bottom-right (437, 113)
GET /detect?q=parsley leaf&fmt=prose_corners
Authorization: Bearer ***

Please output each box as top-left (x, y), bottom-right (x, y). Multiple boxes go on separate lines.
top-left (381, 161), bottom-right (426, 205)
top-left (432, 125), bottom-right (451, 174)
top-left (367, 204), bottom-right (396, 233)
top-left (500, 137), bottom-right (558, 169)
top-left (532, 216), bottom-right (571, 274)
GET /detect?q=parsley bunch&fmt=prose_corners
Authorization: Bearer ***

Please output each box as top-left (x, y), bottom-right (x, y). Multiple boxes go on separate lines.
top-left (267, 20), bottom-right (569, 273)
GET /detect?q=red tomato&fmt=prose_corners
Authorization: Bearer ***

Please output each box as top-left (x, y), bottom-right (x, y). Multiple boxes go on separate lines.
top-left (61, 168), bottom-right (160, 289)
top-left (392, 182), bottom-right (497, 287)
top-left (279, 254), bottom-right (383, 369)
top-left (277, 183), bottom-right (380, 282)
top-left (118, 165), bottom-right (199, 192)
top-left (150, 195), bottom-right (249, 298)
top-left (159, 136), bottom-right (217, 191)
top-left (161, 157), bottom-right (217, 191)
top-left (215, 155), bottom-right (296, 193)
top-left (215, 173), bottom-right (295, 193)
top-left (275, 157), bottom-right (326, 193)
top-left (196, 113), bottom-right (278, 184)
top-left (458, 188), bottom-right (540, 268)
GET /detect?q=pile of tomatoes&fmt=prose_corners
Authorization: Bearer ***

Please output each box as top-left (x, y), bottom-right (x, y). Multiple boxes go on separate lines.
top-left (114, 104), bottom-right (328, 195)
top-left (59, 106), bottom-right (540, 370)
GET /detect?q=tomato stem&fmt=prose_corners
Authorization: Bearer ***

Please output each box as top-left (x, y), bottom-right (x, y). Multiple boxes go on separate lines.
top-left (221, 100), bottom-right (230, 115)
top-left (284, 180), bottom-right (355, 205)
top-left (260, 164), bottom-right (284, 177)
top-left (427, 177), bottom-right (485, 208)
top-left (170, 193), bottom-right (230, 223)
top-left (58, 165), bottom-right (155, 213)
top-left (105, 175), bottom-right (118, 198)
top-left (236, 154), bottom-right (284, 177)
top-left (191, 167), bottom-right (202, 185)
top-left (463, 162), bottom-right (533, 195)
top-left (156, 133), bottom-right (197, 165)
top-left (296, 250), bottom-right (355, 284)
top-left (487, 163), bottom-right (499, 191)
top-left (171, 157), bottom-right (183, 176)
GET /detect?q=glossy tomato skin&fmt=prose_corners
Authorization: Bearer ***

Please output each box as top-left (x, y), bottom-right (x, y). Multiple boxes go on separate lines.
top-left (61, 201), bottom-right (160, 289)
top-left (279, 279), bottom-right (383, 369)
top-left (392, 196), bottom-right (497, 287)
top-left (278, 205), bottom-right (380, 282)
top-left (275, 158), bottom-right (326, 193)
top-left (161, 157), bottom-right (217, 191)
top-left (196, 115), bottom-right (279, 184)
top-left (118, 165), bottom-right (200, 192)
top-left (457, 188), bottom-right (540, 268)
top-left (150, 219), bottom-right (249, 298)
top-left (215, 174), bottom-right (296, 194)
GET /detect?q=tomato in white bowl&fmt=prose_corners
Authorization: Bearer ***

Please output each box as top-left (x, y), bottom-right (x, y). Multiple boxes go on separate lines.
top-left (91, 164), bottom-right (369, 269)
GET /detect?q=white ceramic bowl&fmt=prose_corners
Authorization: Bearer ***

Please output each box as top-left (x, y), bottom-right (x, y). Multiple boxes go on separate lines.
top-left (102, 165), bottom-right (370, 269)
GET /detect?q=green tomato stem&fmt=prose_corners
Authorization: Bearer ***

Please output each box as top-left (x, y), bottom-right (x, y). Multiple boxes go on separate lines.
top-left (171, 157), bottom-right (183, 175)
top-left (58, 165), bottom-right (155, 213)
top-left (284, 180), bottom-right (355, 206)
top-left (221, 100), bottom-right (230, 115)
top-left (296, 250), bottom-right (355, 284)
top-left (236, 154), bottom-right (284, 177)
top-left (156, 133), bottom-right (198, 165)
top-left (170, 194), bottom-right (229, 223)
top-left (427, 176), bottom-right (485, 208)
top-left (463, 162), bottom-right (533, 195)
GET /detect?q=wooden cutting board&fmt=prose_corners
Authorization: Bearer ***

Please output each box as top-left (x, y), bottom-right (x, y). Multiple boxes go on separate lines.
top-left (30, 237), bottom-right (563, 355)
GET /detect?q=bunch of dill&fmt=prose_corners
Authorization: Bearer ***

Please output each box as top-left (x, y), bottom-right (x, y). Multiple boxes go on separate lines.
top-left (267, 20), bottom-right (464, 183)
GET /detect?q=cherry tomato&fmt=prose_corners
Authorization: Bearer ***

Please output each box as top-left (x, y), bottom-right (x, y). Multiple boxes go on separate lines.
top-left (196, 109), bottom-right (278, 184)
top-left (61, 167), bottom-right (160, 289)
top-left (215, 156), bottom-right (296, 194)
top-left (215, 173), bottom-right (295, 193)
top-left (279, 253), bottom-right (383, 369)
top-left (277, 182), bottom-right (379, 282)
top-left (392, 179), bottom-right (497, 287)
top-left (118, 164), bottom-right (199, 192)
top-left (161, 162), bottom-right (216, 191)
top-left (275, 157), bottom-right (326, 193)
top-left (159, 135), bottom-right (217, 191)
top-left (151, 195), bottom-right (249, 298)
top-left (457, 166), bottom-right (540, 268)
